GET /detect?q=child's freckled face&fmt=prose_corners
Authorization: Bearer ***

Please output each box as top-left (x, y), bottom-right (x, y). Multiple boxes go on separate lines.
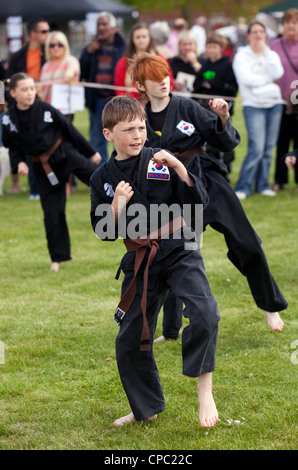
top-left (108, 117), bottom-right (147, 160)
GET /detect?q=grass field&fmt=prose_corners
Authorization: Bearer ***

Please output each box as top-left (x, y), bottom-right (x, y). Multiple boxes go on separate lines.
top-left (0, 100), bottom-right (297, 450)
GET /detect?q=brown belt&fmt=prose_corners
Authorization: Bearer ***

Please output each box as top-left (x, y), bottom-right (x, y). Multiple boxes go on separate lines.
top-left (31, 137), bottom-right (63, 185)
top-left (115, 216), bottom-right (186, 351)
top-left (174, 145), bottom-right (205, 163)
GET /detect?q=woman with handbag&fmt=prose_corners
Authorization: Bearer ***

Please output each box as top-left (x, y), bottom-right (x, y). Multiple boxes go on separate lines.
top-left (271, 8), bottom-right (298, 192)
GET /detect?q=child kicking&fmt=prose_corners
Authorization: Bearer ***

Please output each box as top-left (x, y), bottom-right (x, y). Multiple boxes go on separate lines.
top-left (2, 73), bottom-right (101, 271)
top-left (90, 95), bottom-right (220, 428)
top-left (129, 52), bottom-right (287, 339)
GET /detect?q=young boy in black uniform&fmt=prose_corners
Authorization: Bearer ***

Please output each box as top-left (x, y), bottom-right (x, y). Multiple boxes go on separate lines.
top-left (130, 52), bottom-right (287, 340)
top-left (90, 95), bottom-right (220, 428)
top-left (2, 73), bottom-right (101, 271)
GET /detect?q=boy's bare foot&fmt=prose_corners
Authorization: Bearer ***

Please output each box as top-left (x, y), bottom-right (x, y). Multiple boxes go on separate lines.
top-left (197, 373), bottom-right (219, 428)
top-left (265, 311), bottom-right (284, 331)
top-left (50, 262), bottom-right (61, 272)
top-left (113, 412), bottom-right (157, 427)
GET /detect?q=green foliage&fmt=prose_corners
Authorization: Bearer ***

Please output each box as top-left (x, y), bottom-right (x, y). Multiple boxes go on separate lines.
top-left (0, 104), bottom-right (297, 450)
top-left (123, 0), bottom-right (276, 19)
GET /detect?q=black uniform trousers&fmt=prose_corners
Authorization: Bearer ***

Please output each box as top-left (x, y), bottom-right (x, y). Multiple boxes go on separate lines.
top-left (116, 246), bottom-right (220, 421)
top-left (274, 107), bottom-right (298, 185)
top-left (33, 141), bottom-right (97, 262)
top-left (162, 168), bottom-right (288, 339)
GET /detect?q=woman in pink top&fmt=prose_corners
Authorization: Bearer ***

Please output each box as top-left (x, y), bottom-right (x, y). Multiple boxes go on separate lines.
top-left (40, 31), bottom-right (81, 195)
top-left (271, 8), bottom-right (298, 191)
top-left (114, 22), bottom-right (173, 102)
top-left (40, 31), bottom-right (80, 114)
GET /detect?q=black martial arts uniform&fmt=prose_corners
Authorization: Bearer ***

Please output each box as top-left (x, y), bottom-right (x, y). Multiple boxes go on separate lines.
top-left (2, 98), bottom-right (98, 263)
top-left (90, 146), bottom-right (219, 421)
top-left (145, 94), bottom-right (288, 339)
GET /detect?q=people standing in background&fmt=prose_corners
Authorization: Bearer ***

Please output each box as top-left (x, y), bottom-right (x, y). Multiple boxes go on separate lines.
top-left (7, 18), bottom-right (50, 198)
top-left (149, 21), bottom-right (173, 59)
top-left (166, 18), bottom-right (188, 56)
top-left (270, 8), bottom-right (298, 192)
top-left (233, 21), bottom-right (284, 199)
top-left (191, 16), bottom-right (207, 54)
top-left (39, 31), bottom-right (81, 196)
top-left (80, 12), bottom-right (126, 163)
top-left (193, 32), bottom-right (238, 174)
top-left (40, 31), bottom-right (80, 111)
top-left (114, 22), bottom-right (173, 102)
top-left (169, 30), bottom-right (203, 93)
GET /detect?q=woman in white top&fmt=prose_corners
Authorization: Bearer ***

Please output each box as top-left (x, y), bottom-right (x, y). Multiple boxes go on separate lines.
top-left (233, 21), bottom-right (284, 199)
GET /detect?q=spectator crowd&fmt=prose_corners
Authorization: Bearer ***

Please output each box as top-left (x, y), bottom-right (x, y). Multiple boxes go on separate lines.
top-left (0, 8), bottom-right (298, 200)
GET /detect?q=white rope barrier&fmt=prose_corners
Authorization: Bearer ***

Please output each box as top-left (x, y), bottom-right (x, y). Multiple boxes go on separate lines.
top-left (36, 78), bottom-right (288, 105)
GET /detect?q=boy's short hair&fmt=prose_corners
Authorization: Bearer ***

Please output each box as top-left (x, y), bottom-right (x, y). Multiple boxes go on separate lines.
top-left (128, 52), bottom-right (170, 90)
top-left (102, 96), bottom-right (146, 130)
top-left (206, 32), bottom-right (225, 48)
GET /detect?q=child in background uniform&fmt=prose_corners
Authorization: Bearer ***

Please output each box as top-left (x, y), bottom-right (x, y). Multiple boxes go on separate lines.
top-left (90, 95), bottom-right (220, 428)
top-left (2, 73), bottom-right (101, 271)
top-left (129, 52), bottom-right (287, 341)
top-left (193, 32), bottom-right (238, 174)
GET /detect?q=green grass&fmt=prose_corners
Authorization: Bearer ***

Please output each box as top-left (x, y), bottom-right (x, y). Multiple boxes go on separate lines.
top-left (0, 103), bottom-right (297, 450)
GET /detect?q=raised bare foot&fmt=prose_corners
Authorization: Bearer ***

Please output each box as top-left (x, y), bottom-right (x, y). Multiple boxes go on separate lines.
top-left (50, 262), bottom-right (61, 272)
top-left (197, 373), bottom-right (219, 428)
top-left (265, 311), bottom-right (284, 331)
top-left (113, 412), bottom-right (157, 427)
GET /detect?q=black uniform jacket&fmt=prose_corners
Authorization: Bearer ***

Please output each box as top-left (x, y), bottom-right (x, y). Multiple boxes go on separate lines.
top-left (90, 147), bottom-right (208, 262)
top-left (145, 93), bottom-right (240, 175)
top-left (2, 99), bottom-right (96, 172)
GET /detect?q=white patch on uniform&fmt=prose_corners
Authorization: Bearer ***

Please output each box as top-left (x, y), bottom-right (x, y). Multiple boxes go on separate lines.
top-left (176, 120), bottom-right (195, 137)
top-left (44, 111), bottom-right (53, 123)
top-left (2, 115), bottom-right (18, 133)
top-left (147, 159), bottom-right (170, 181)
top-left (104, 182), bottom-right (114, 197)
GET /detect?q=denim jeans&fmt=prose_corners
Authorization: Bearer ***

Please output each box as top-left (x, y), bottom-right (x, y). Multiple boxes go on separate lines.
top-left (235, 105), bottom-right (283, 196)
top-left (88, 97), bottom-right (109, 163)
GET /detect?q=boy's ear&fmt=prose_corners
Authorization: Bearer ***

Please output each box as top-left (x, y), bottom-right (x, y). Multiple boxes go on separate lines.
top-left (10, 89), bottom-right (16, 99)
top-left (103, 128), bottom-right (113, 142)
top-left (135, 81), bottom-right (146, 93)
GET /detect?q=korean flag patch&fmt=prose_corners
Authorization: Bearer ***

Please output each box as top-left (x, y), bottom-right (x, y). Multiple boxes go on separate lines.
top-left (44, 111), bottom-right (53, 123)
top-left (176, 120), bottom-right (195, 137)
top-left (147, 159), bottom-right (170, 181)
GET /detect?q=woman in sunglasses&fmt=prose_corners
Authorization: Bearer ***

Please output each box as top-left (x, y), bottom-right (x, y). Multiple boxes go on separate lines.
top-left (39, 31), bottom-right (80, 114)
top-left (40, 31), bottom-right (81, 194)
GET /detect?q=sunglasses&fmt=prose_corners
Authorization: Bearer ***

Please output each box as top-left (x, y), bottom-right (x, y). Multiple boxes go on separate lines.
top-left (49, 42), bottom-right (64, 48)
top-left (36, 29), bottom-right (50, 34)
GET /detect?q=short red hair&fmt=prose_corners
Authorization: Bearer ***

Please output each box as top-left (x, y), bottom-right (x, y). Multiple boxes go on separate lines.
top-left (128, 52), bottom-right (170, 89)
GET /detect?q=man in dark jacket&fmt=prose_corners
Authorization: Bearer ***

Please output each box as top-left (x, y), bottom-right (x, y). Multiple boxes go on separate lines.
top-left (80, 12), bottom-right (126, 163)
top-left (8, 19), bottom-right (50, 79)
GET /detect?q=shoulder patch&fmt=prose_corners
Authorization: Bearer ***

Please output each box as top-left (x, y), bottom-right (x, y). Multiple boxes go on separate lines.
top-left (104, 182), bottom-right (115, 197)
top-left (176, 120), bottom-right (195, 137)
top-left (147, 159), bottom-right (170, 181)
top-left (44, 111), bottom-right (53, 123)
